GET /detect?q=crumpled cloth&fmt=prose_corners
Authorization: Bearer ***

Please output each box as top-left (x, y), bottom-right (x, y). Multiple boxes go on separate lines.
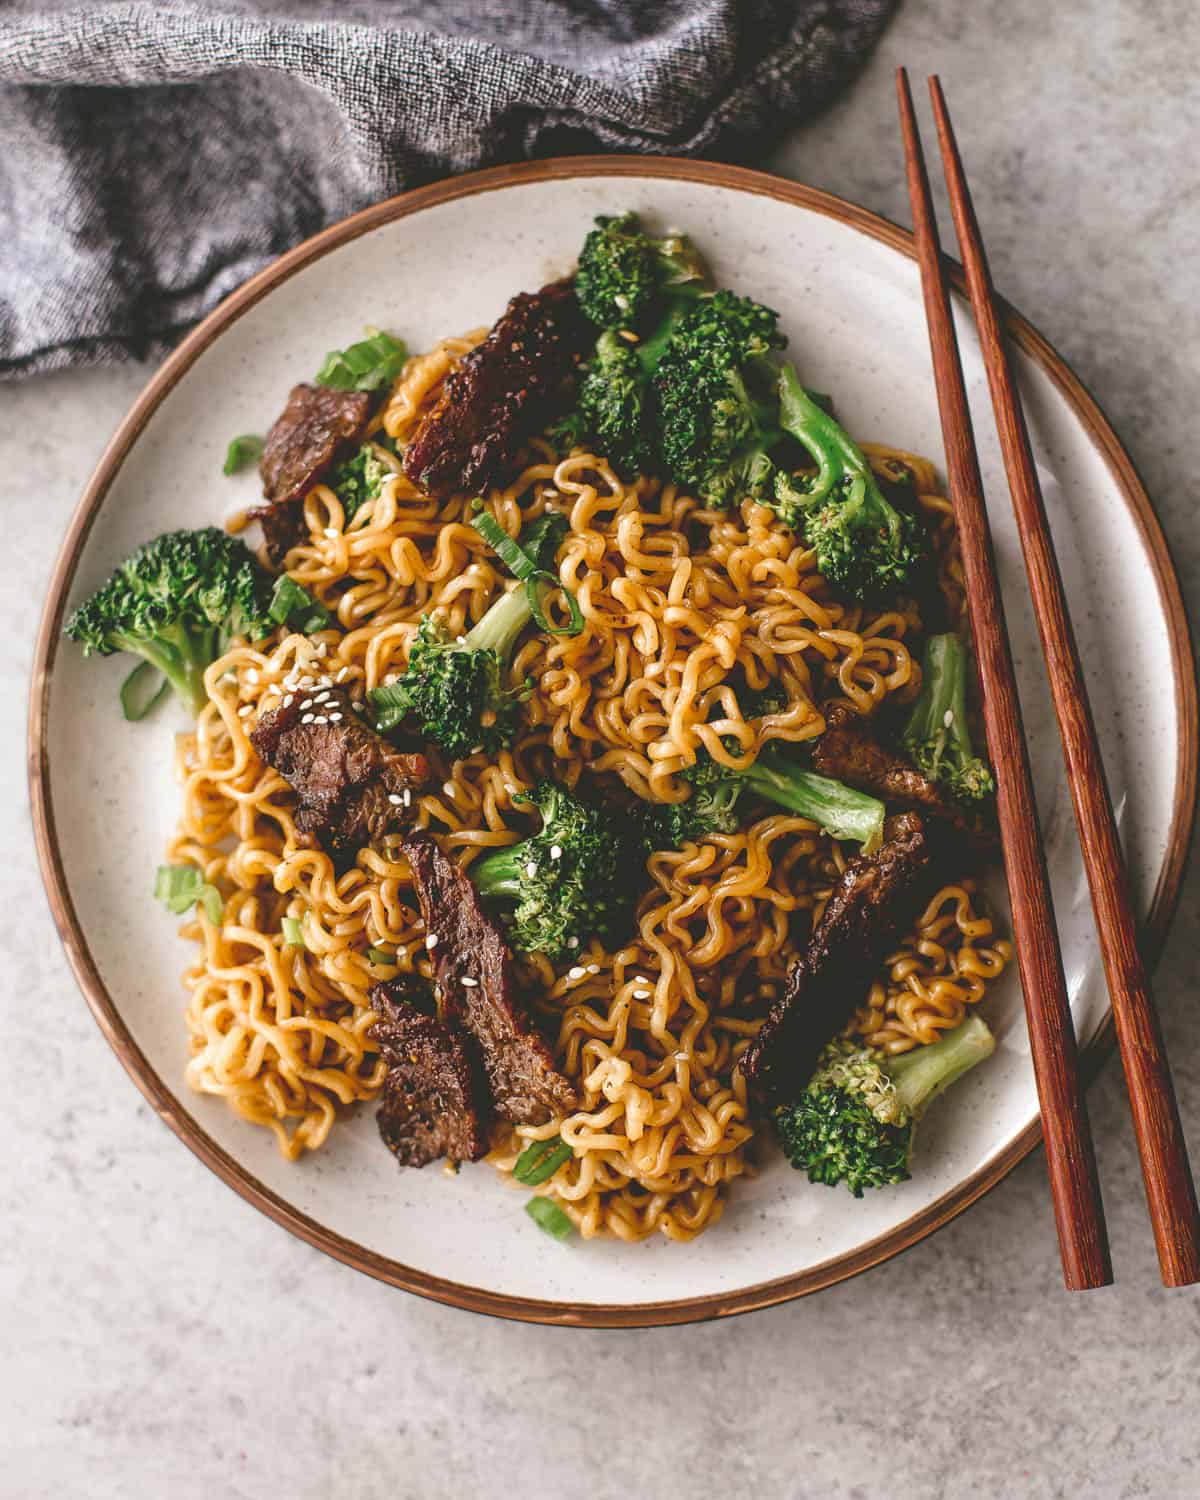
top-left (0, 1), bottom-right (897, 377)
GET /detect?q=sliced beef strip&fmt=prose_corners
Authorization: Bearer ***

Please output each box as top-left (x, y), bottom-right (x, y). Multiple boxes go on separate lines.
top-left (250, 686), bottom-right (428, 859)
top-left (369, 980), bottom-right (491, 1167)
top-left (402, 831), bottom-right (578, 1125)
top-left (811, 701), bottom-right (994, 846)
top-left (403, 279), bottom-right (591, 500)
top-left (740, 812), bottom-right (945, 1103)
top-left (251, 383), bottom-right (373, 565)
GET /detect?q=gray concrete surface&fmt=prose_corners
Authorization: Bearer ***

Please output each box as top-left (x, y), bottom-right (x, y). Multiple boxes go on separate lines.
top-left (3, 4), bottom-right (1199, 1496)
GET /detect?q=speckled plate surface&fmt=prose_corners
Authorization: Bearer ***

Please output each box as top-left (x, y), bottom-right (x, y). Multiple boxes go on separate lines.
top-left (29, 159), bottom-right (1196, 1326)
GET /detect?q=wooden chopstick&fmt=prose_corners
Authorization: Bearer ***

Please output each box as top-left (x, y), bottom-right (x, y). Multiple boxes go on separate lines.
top-left (924, 74), bottom-right (1200, 1288)
top-left (896, 67), bottom-right (1111, 1290)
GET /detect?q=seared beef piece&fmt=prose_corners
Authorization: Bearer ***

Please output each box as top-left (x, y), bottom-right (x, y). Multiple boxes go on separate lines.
top-left (251, 383), bottom-right (373, 564)
top-left (402, 831), bottom-right (578, 1124)
top-left (403, 279), bottom-right (590, 499)
top-left (740, 813), bottom-right (943, 1102)
top-left (812, 702), bottom-right (993, 846)
top-left (250, 686), bottom-right (428, 858)
top-left (370, 980), bottom-right (491, 1167)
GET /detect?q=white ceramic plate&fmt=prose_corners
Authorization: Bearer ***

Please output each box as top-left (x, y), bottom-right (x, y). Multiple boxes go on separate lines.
top-left (30, 160), bottom-right (1196, 1326)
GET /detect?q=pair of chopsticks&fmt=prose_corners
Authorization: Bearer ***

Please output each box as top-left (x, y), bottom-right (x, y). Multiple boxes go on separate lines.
top-left (896, 70), bottom-right (1200, 1290)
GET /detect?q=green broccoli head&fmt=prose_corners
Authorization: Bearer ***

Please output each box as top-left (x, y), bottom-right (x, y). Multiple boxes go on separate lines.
top-left (370, 597), bottom-right (533, 761)
top-left (64, 527), bottom-right (273, 714)
top-left (800, 475), bottom-right (929, 602)
top-left (772, 1015), bottom-right (996, 1196)
top-left (330, 442), bottom-right (391, 522)
top-left (470, 779), bottom-right (647, 959)
top-left (654, 292), bottom-right (787, 509)
top-left (565, 330), bottom-right (658, 477)
top-left (574, 212), bottom-right (706, 330)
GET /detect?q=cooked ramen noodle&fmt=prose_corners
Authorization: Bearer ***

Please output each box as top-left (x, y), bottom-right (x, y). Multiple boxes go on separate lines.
top-left (167, 333), bottom-right (1011, 1242)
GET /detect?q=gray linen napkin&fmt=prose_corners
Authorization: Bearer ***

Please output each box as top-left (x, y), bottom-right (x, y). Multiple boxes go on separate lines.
top-left (0, 1), bottom-right (897, 377)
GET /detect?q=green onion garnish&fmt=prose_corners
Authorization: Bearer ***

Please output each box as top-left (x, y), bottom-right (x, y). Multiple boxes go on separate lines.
top-left (513, 1136), bottom-right (574, 1186)
top-left (154, 864), bottom-right (222, 926)
top-left (223, 434), bottom-right (264, 475)
top-left (282, 917), bottom-right (305, 948)
top-left (316, 330), bottom-right (408, 392)
top-left (266, 575), bottom-right (332, 635)
top-left (470, 510), bottom-right (583, 637)
top-left (366, 946), bottom-right (395, 966)
top-left (525, 1196), bottom-right (574, 1241)
top-left (120, 661), bottom-right (170, 721)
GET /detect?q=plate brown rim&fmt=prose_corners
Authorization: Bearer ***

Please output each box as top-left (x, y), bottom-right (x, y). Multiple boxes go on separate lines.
top-left (28, 155), bottom-right (1198, 1328)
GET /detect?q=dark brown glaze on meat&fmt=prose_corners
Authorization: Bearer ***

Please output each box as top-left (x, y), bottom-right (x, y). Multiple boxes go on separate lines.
top-left (740, 812), bottom-right (943, 1102)
top-left (251, 383), bottom-right (373, 564)
top-left (402, 279), bottom-right (590, 500)
top-left (811, 702), bottom-right (994, 847)
top-left (250, 686), bottom-right (428, 859)
top-left (402, 831), bottom-right (578, 1124)
top-left (370, 980), bottom-right (491, 1167)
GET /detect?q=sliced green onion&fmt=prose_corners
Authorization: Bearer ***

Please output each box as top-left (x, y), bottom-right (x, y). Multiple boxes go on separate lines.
top-left (525, 1196), bottom-right (574, 1241)
top-left (471, 510), bottom-right (583, 637)
top-left (266, 575), bottom-right (332, 635)
top-left (223, 434), bottom-right (264, 475)
top-left (316, 329), bottom-right (408, 392)
top-left (154, 865), bottom-right (222, 926)
top-left (513, 1136), bottom-right (573, 1186)
top-left (366, 946), bottom-right (395, 966)
top-left (369, 681), bottom-right (410, 733)
top-left (120, 661), bottom-right (169, 721)
top-left (282, 917), bottom-right (305, 948)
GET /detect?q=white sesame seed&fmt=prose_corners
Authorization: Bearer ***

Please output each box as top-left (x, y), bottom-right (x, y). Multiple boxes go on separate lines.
top-left (383, 673), bottom-right (398, 686)
top-left (313, 715), bottom-right (328, 724)
top-left (323, 527), bottom-right (339, 539)
top-left (455, 634), bottom-right (467, 645)
top-left (301, 713), bottom-right (314, 724)
top-left (246, 669), bottom-right (259, 684)
top-left (549, 845), bottom-right (563, 860)
top-left (567, 937), bottom-right (579, 949)
top-left (336, 666), bottom-right (350, 682)
top-left (443, 782), bottom-right (456, 797)
top-left (525, 861), bottom-right (538, 878)
top-left (388, 793), bottom-right (403, 806)
top-left (460, 976), bottom-right (479, 988)
top-left (943, 708), bottom-right (955, 728)
top-left (587, 964), bottom-right (601, 975)
top-left (567, 965), bottom-right (585, 980)
top-left (282, 694), bottom-right (294, 708)
top-left (315, 643), bottom-right (328, 658)
top-left (329, 712), bottom-right (343, 722)
top-left (314, 690), bottom-right (331, 703)
top-left (237, 704), bottom-right (253, 718)
top-left (402, 788), bottom-right (412, 807)
top-left (426, 933), bottom-right (439, 950)
top-left (299, 699), bottom-right (313, 710)
top-left (633, 989), bottom-right (652, 999)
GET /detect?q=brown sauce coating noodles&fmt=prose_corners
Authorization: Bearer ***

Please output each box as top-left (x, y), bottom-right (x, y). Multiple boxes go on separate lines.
top-left (167, 336), bottom-right (1011, 1238)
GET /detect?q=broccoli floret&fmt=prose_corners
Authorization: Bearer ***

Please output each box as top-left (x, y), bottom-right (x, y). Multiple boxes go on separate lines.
top-left (557, 330), bottom-right (659, 477)
top-left (654, 292), bottom-right (790, 510)
top-left (901, 633), bottom-right (995, 803)
top-left (773, 1014), bottom-right (996, 1195)
top-left (771, 365), bottom-right (928, 602)
top-left (64, 527), bottom-right (273, 714)
top-left (574, 212), bottom-right (706, 330)
top-left (470, 780), bottom-right (647, 959)
top-left (369, 585), bottom-right (535, 760)
top-left (331, 442), bottom-right (391, 522)
top-left (649, 743), bottom-right (886, 852)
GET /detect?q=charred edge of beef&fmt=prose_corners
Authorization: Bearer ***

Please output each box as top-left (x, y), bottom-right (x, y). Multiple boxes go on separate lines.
top-left (402, 830), bottom-right (578, 1125)
top-left (740, 812), bottom-right (942, 1103)
top-left (812, 701), bottom-right (994, 849)
top-left (402, 279), bottom-right (591, 500)
top-left (250, 685), bottom-right (428, 859)
top-left (252, 383), bottom-right (373, 565)
top-left (370, 980), bottom-right (491, 1167)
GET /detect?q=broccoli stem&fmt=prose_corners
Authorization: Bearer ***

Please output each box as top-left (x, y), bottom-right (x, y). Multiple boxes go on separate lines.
top-left (742, 746), bottom-right (886, 853)
top-left (470, 845), bottom-right (525, 902)
top-left (464, 583), bottom-right (534, 663)
top-left (113, 623), bottom-right (214, 715)
top-left (886, 1014), bottom-right (996, 1119)
top-left (903, 633), bottom-right (970, 758)
top-left (777, 364), bottom-right (858, 506)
